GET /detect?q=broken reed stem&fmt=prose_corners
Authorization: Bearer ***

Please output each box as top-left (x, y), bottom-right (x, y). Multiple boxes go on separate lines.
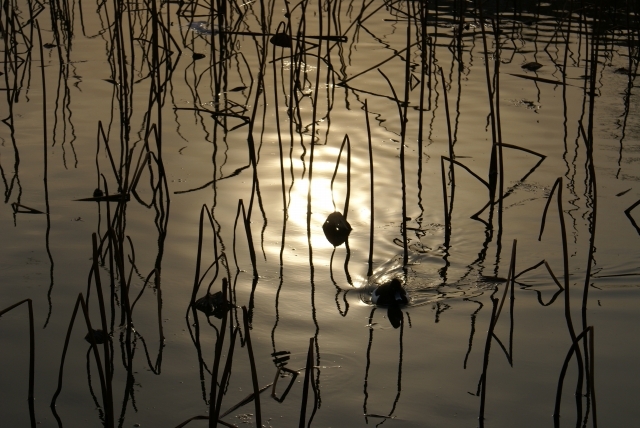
top-left (344, 135), bottom-right (351, 218)
top-left (0, 299), bottom-right (36, 428)
top-left (91, 233), bottom-right (114, 423)
top-left (50, 294), bottom-right (112, 427)
top-left (478, 238), bottom-right (517, 423)
top-left (539, 177), bottom-right (579, 343)
top-left (299, 337), bottom-right (315, 427)
top-left (191, 205), bottom-right (210, 306)
top-left (213, 326), bottom-right (239, 427)
top-left (330, 134), bottom-right (351, 216)
top-left (478, 293), bottom-right (499, 428)
top-left (540, 177), bottom-right (586, 412)
top-left (556, 178), bottom-right (577, 342)
top-left (440, 157), bottom-right (451, 238)
top-left (209, 283), bottom-right (229, 428)
top-left (439, 66), bottom-right (455, 236)
top-left (233, 199), bottom-right (258, 277)
top-left (439, 67), bottom-right (455, 178)
top-left (241, 306), bottom-right (261, 427)
top-left (553, 326), bottom-right (596, 427)
top-left (494, 240), bottom-right (516, 325)
top-left (365, 100), bottom-right (375, 277)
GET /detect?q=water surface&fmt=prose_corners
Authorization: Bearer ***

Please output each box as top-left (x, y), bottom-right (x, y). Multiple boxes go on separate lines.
top-left (1, 0), bottom-right (639, 427)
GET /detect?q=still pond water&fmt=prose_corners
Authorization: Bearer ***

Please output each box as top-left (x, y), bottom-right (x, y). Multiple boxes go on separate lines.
top-left (1, 0), bottom-right (640, 427)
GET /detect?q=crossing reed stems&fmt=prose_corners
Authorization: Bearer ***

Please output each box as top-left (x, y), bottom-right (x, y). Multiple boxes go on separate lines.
top-left (299, 337), bottom-right (315, 427)
top-left (242, 306), bottom-right (261, 427)
top-left (208, 283), bottom-right (229, 428)
top-left (0, 299), bottom-right (36, 428)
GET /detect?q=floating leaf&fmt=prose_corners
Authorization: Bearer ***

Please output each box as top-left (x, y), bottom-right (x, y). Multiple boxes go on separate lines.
top-left (322, 212), bottom-right (352, 247)
top-left (194, 291), bottom-right (233, 318)
top-left (521, 62), bottom-right (543, 71)
top-left (270, 33), bottom-right (292, 48)
top-left (85, 329), bottom-right (108, 344)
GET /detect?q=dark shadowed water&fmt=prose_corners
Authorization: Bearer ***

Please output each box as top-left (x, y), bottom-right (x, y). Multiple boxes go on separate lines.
top-left (1, 0), bottom-right (640, 427)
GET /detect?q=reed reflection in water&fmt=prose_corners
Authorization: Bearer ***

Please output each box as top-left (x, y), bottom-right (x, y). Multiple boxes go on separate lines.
top-left (1, 0), bottom-right (640, 427)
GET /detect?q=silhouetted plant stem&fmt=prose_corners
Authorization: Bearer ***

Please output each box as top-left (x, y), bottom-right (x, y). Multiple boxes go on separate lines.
top-left (493, 14), bottom-right (505, 259)
top-left (306, 0), bottom-right (324, 243)
top-left (36, 18), bottom-right (56, 333)
top-left (554, 326), bottom-right (597, 427)
top-left (476, 1), bottom-right (499, 208)
top-left (365, 100), bottom-right (375, 277)
top-left (209, 282), bottom-right (229, 428)
top-left (439, 66), bottom-right (455, 192)
top-left (299, 337), bottom-right (315, 427)
top-left (50, 294), bottom-right (112, 427)
top-left (400, 3), bottom-right (411, 268)
top-left (539, 177), bottom-right (585, 421)
top-left (378, 69), bottom-right (408, 266)
top-left (0, 299), bottom-right (36, 428)
top-left (330, 134), bottom-right (351, 216)
top-left (213, 326), bottom-right (238, 426)
top-left (478, 293), bottom-right (499, 428)
top-left (91, 233), bottom-right (113, 422)
top-left (440, 156), bottom-right (451, 241)
top-left (241, 306), bottom-right (261, 427)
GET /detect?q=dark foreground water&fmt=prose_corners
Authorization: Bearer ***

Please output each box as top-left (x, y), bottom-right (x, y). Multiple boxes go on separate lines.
top-left (1, 0), bottom-right (640, 426)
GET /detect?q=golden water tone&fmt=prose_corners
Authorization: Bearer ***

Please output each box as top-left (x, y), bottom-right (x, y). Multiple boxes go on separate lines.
top-left (1, 0), bottom-right (639, 426)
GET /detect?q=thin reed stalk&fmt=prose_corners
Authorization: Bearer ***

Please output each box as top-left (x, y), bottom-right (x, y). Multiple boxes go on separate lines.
top-left (213, 326), bottom-right (238, 427)
top-left (241, 306), bottom-right (261, 427)
top-left (329, 134), bottom-right (352, 217)
top-left (299, 337), bottom-right (315, 427)
top-left (50, 293), bottom-right (113, 427)
top-left (478, 294), bottom-right (498, 428)
top-left (377, 69), bottom-right (408, 266)
top-left (553, 326), bottom-right (597, 427)
top-left (232, 199), bottom-right (258, 282)
top-left (208, 282), bottom-right (229, 428)
top-left (91, 233), bottom-right (113, 420)
top-left (0, 299), bottom-right (36, 428)
top-left (365, 100), bottom-right (375, 277)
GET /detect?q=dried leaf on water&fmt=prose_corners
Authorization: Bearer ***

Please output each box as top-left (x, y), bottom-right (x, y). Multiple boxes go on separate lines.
top-left (521, 62), bottom-right (543, 71)
top-left (322, 212), bottom-right (352, 247)
top-left (508, 73), bottom-right (567, 86)
top-left (270, 33), bottom-right (292, 48)
top-left (194, 291), bottom-right (233, 318)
